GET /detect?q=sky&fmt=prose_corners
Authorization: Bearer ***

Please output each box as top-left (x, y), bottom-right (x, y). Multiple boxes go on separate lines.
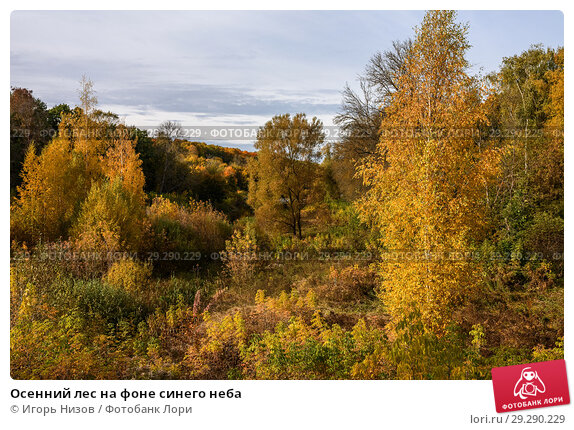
top-left (10, 10), bottom-right (564, 148)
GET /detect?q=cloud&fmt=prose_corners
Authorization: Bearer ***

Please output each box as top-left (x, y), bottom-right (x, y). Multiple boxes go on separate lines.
top-left (11, 10), bottom-right (563, 142)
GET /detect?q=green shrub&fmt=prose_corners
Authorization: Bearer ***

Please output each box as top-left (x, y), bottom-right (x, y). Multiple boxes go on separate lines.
top-left (241, 313), bottom-right (388, 380)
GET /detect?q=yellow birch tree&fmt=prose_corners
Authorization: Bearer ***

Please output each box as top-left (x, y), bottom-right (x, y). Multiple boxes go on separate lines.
top-left (358, 10), bottom-right (493, 333)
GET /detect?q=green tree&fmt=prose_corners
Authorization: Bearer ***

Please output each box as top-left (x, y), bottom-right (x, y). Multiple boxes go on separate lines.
top-left (132, 127), bottom-right (158, 193)
top-left (490, 46), bottom-right (563, 214)
top-left (155, 121), bottom-right (185, 194)
top-left (47, 103), bottom-right (73, 132)
top-left (483, 45), bottom-right (563, 290)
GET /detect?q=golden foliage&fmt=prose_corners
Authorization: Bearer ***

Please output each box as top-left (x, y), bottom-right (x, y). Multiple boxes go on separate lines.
top-left (102, 135), bottom-right (146, 205)
top-left (222, 226), bottom-right (259, 284)
top-left (11, 136), bottom-right (90, 243)
top-left (248, 113), bottom-right (325, 238)
top-left (11, 114), bottom-right (148, 253)
top-left (72, 179), bottom-right (149, 256)
top-left (105, 259), bottom-right (152, 293)
top-left (358, 11), bottom-right (495, 333)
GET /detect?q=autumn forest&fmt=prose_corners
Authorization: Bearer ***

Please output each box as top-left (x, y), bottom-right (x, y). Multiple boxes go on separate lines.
top-left (10, 11), bottom-right (564, 379)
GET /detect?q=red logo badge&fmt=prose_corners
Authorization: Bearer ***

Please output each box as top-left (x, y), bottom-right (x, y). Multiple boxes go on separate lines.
top-left (491, 360), bottom-right (570, 412)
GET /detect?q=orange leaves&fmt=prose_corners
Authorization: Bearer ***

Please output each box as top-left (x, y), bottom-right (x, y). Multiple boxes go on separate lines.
top-left (223, 165), bottom-right (236, 178)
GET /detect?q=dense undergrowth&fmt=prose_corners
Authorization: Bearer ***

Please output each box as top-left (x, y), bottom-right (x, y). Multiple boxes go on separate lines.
top-left (10, 11), bottom-right (563, 380)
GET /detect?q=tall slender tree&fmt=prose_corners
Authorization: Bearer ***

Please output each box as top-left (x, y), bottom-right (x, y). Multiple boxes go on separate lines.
top-left (358, 11), bottom-right (493, 333)
top-left (78, 74), bottom-right (97, 126)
